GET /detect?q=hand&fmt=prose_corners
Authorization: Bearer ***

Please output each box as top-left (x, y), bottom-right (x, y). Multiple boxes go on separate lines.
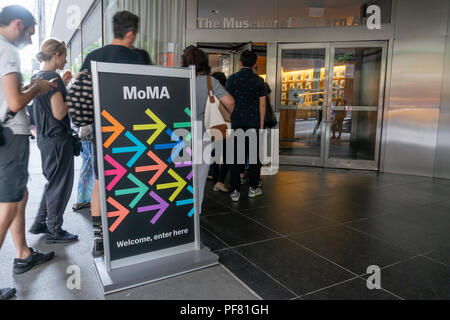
top-left (62, 70), bottom-right (72, 86)
top-left (22, 83), bottom-right (31, 91)
top-left (32, 77), bottom-right (57, 94)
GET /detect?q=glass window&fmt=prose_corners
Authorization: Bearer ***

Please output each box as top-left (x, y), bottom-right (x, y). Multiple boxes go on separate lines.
top-left (104, 0), bottom-right (185, 66)
top-left (64, 43), bottom-right (71, 72)
top-left (82, 1), bottom-right (102, 58)
top-left (70, 30), bottom-right (82, 76)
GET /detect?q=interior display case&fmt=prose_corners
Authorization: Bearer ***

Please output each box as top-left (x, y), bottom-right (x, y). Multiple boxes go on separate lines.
top-left (280, 65), bottom-right (347, 120)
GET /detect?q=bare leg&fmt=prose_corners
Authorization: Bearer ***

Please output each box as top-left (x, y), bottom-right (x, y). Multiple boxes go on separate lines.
top-left (337, 120), bottom-right (344, 139)
top-left (9, 189), bottom-right (31, 259)
top-left (331, 122), bottom-right (337, 139)
top-left (0, 202), bottom-right (17, 249)
top-left (91, 180), bottom-right (101, 217)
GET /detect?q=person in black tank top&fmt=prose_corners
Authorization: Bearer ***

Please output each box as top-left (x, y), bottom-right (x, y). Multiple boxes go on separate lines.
top-left (29, 39), bottom-right (79, 244)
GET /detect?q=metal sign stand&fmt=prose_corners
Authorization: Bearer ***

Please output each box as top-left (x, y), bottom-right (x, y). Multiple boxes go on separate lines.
top-left (91, 62), bottom-right (218, 295)
top-left (93, 247), bottom-right (218, 295)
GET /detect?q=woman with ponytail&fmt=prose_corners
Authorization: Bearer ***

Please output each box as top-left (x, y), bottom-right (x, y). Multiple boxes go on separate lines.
top-left (28, 39), bottom-right (78, 243)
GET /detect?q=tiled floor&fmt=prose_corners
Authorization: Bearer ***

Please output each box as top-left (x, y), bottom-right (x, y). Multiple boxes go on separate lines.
top-left (200, 166), bottom-right (450, 300)
top-left (0, 142), bottom-right (259, 300)
top-left (3, 142), bottom-right (449, 300)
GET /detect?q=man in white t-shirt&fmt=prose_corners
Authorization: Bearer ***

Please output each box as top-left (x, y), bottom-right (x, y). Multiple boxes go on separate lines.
top-left (0, 5), bottom-right (56, 300)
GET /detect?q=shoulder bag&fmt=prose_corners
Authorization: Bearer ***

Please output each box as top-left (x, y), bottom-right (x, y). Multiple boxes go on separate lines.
top-left (41, 103), bottom-right (82, 157)
top-left (204, 76), bottom-right (230, 141)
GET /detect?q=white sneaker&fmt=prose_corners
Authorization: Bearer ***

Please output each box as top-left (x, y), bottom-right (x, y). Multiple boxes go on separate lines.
top-left (213, 182), bottom-right (229, 193)
top-left (230, 190), bottom-right (240, 202)
top-left (248, 187), bottom-right (262, 198)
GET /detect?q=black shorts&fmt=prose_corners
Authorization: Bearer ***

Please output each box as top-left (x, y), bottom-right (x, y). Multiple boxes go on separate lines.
top-left (0, 128), bottom-right (29, 202)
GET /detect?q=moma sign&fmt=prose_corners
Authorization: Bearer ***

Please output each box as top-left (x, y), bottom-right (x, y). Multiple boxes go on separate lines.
top-left (197, 0), bottom-right (390, 30)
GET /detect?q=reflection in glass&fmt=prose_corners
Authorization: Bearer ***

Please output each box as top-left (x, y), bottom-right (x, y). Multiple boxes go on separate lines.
top-left (207, 53), bottom-right (232, 78)
top-left (279, 48), bottom-right (325, 157)
top-left (70, 31), bottom-right (82, 77)
top-left (328, 47), bottom-right (382, 161)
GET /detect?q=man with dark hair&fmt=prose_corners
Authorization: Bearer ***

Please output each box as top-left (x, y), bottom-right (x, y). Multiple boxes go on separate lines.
top-left (0, 5), bottom-right (56, 300)
top-left (78, 10), bottom-right (147, 258)
top-left (226, 50), bottom-right (266, 202)
top-left (183, 45), bottom-right (196, 54)
top-left (113, 10), bottom-right (139, 39)
top-left (0, 4), bottom-right (35, 29)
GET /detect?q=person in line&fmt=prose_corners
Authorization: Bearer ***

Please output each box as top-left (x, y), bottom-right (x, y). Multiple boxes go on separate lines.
top-left (72, 124), bottom-right (95, 211)
top-left (331, 98), bottom-right (347, 140)
top-left (79, 10), bottom-right (147, 257)
top-left (210, 71), bottom-right (230, 193)
top-left (132, 47), bottom-right (152, 65)
top-left (226, 50), bottom-right (267, 202)
top-left (312, 98), bottom-right (323, 136)
top-left (0, 5), bottom-right (56, 300)
top-left (181, 47), bottom-right (235, 211)
top-left (28, 39), bottom-right (78, 243)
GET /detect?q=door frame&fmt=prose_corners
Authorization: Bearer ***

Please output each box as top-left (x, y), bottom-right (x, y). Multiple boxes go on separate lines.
top-left (323, 41), bottom-right (388, 171)
top-left (277, 41), bottom-right (388, 171)
top-left (277, 42), bottom-right (331, 167)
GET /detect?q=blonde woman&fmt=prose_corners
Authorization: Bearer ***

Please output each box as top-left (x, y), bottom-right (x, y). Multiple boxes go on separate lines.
top-left (28, 39), bottom-right (78, 243)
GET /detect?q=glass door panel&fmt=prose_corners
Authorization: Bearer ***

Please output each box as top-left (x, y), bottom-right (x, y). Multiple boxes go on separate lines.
top-left (206, 51), bottom-right (233, 78)
top-left (278, 45), bottom-right (329, 166)
top-left (324, 43), bottom-right (386, 170)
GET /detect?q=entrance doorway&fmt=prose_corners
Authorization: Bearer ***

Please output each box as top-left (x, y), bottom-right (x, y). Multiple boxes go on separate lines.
top-left (198, 42), bottom-right (268, 81)
top-left (278, 41), bottom-right (387, 171)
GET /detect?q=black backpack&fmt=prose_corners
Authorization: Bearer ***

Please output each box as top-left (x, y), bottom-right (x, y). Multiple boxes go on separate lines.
top-left (264, 96), bottom-right (278, 129)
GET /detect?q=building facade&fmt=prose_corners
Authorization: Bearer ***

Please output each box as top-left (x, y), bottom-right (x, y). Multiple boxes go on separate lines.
top-left (50, 0), bottom-right (450, 179)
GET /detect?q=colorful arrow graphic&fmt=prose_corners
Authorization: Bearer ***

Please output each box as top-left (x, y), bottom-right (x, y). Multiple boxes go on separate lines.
top-left (112, 131), bottom-right (147, 168)
top-left (176, 185), bottom-right (194, 217)
top-left (154, 128), bottom-right (189, 164)
top-left (101, 110), bottom-right (125, 149)
top-left (135, 150), bottom-right (167, 186)
top-left (173, 108), bottom-right (192, 141)
top-left (156, 168), bottom-right (187, 202)
top-left (115, 173), bottom-right (149, 208)
top-left (133, 108), bottom-right (166, 146)
top-left (107, 197), bottom-right (130, 232)
top-left (137, 191), bottom-right (169, 225)
top-left (174, 145), bottom-right (193, 181)
top-left (104, 155), bottom-right (127, 191)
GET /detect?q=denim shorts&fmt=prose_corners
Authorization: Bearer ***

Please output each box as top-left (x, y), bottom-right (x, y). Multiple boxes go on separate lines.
top-left (0, 128), bottom-right (29, 202)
